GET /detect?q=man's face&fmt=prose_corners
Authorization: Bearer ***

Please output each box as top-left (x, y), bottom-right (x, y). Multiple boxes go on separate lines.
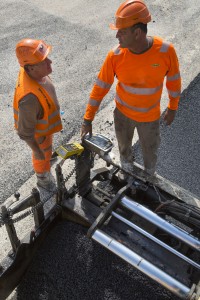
top-left (28, 57), bottom-right (52, 78)
top-left (116, 27), bottom-right (136, 48)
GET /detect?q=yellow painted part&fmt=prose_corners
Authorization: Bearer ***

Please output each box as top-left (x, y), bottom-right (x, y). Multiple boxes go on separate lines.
top-left (56, 143), bottom-right (84, 159)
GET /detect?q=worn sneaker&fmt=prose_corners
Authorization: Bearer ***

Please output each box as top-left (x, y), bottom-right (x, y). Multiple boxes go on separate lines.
top-left (118, 170), bottom-right (129, 182)
top-left (144, 171), bottom-right (158, 182)
top-left (36, 172), bottom-right (56, 192)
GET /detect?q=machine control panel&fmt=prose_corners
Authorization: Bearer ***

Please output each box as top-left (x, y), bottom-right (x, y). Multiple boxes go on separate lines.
top-left (83, 133), bottom-right (113, 155)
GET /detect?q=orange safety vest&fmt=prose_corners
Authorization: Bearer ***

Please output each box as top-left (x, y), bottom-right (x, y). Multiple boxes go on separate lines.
top-left (84, 36), bottom-right (181, 122)
top-left (13, 68), bottom-right (62, 137)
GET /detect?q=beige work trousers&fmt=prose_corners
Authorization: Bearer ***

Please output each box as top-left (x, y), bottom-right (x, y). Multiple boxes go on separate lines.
top-left (114, 108), bottom-right (161, 175)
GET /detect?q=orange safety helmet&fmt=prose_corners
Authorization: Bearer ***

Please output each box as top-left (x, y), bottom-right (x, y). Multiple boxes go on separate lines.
top-left (110, 0), bottom-right (151, 30)
top-left (15, 39), bottom-right (52, 67)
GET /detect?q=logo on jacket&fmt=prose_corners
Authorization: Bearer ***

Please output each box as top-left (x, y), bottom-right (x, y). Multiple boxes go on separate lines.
top-left (152, 63), bottom-right (160, 67)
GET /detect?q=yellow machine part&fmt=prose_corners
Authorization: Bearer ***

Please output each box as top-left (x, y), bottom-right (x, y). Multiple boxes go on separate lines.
top-left (55, 142), bottom-right (84, 159)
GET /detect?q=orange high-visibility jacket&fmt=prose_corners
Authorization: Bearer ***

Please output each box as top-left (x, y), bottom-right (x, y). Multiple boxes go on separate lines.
top-left (84, 36), bottom-right (181, 122)
top-left (13, 68), bottom-right (62, 137)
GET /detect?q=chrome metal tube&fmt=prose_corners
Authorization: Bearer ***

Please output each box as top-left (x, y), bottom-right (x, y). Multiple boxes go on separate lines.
top-left (92, 229), bottom-right (191, 299)
top-left (120, 196), bottom-right (200, 251)
top-left (112, 211), bottom-right (200, 269)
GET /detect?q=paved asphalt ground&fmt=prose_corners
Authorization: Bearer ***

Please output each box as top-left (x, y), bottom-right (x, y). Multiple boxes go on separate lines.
top-left (0, 0), bottom-right (200, 299)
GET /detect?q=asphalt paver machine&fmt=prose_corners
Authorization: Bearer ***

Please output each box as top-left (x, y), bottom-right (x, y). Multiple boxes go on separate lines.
top-left (0, 134), bottom-right (200, 300)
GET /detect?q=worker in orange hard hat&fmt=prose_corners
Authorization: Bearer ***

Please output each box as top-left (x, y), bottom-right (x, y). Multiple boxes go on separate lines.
top-left (81, 0), bottom-right (181, 180)
top-left (109, 0), bottom-right (151, 30)
top-left (13, 39), bottom-right (63, 191)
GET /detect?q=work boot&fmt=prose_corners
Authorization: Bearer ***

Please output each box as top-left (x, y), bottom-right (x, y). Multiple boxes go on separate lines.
top-left (144, 169), bottom-right (158, 182)
top-left (36, 172), bottom-right (56, 192)
top-left (118, 161), bottom-right (133, 183)
top-left (144, 167), bottom-right (156, 176)
top-left (118, 170), bottom-right (129, 183)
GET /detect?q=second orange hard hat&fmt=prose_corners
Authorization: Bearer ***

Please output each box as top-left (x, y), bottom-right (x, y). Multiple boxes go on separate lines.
top-left (110, 0), bottom-right (151, 30)
top-left (15, 39), bottom-right (51, 67)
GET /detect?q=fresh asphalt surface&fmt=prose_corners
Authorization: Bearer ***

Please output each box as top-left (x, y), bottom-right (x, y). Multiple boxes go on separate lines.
top-left (0, 1), bottom-right (200, 299)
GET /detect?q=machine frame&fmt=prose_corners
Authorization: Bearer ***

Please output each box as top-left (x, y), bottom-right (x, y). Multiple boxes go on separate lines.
top-left (0, 134), bottom-right (200, 300)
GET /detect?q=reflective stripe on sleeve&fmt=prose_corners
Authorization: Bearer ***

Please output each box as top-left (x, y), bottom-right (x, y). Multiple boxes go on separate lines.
top-left (95, 78), bottom-right (112, 89)
top-left (167, 73), bottom-right (181, 81)
top-left (115, 93), bottom-right (160, 112)
top-left (167, 89), bottom-right (181, 98)
top-left (159, 41), bottom-right (170, 53)
top-left (113, 47), bottom-right (121, 55)
top-left (88, 98), bottom-right (102, 107)
top-left (120, 82), bottom-right (163, 95)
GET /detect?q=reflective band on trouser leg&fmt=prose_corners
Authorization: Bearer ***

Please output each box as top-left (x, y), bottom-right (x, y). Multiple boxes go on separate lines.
top-left (137, 120), bottom-right (160, 174)
top-left (32, 134), bottom-right (53, 173)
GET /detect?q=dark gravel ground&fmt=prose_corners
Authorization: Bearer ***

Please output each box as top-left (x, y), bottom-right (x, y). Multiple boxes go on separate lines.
top-left (14, 221), bottom-right (179, 300)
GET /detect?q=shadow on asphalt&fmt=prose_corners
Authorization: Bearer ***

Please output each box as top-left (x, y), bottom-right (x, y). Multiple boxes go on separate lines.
top-left (134, 73), bottom-right (200, 198)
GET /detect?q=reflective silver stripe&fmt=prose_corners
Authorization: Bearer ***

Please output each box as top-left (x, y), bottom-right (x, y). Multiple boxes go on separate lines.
top-left (48, 110), bottom-right (60, 120)
top-left (96, 78), bottom-right (112, 89)
top-left (88, 98), bottom-right (102, 107)
top-left (120, 82), bottom-right (163, 95)
top-left (37, 119), bottom-right (48, 124)
top-left (160, 41), bottom-right (170, 53)
top-left (35, 120), bottom-right (62, 134)
top-left (14, 109), bottom-right (59, 122)
top-left (167, 73), bottom-right (181, 81)
top-left (113, 46), bottom-right (121, 55)
top-left (115, 93), bottom-right (160, 112)
top-left (168, 89), bottom-right (181, 98)
top-left (37, 110), bottom-right (60, 123)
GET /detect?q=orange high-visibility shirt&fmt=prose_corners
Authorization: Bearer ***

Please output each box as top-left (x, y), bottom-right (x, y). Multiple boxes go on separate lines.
top-left (84, 36), bottom-right (181, 122)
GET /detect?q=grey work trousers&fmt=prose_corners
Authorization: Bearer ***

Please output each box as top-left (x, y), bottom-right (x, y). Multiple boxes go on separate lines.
top-left (114, 108), bottom-right (161, 175)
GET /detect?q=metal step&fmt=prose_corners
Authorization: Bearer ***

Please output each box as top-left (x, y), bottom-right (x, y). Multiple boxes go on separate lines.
top-left (120, 196), bottom-right (200, 251)
top-left (92, 229), bottom-right (191, 299)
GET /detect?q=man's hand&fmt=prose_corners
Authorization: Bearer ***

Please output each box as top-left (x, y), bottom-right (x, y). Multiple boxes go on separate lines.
top-left (33, 149), bottom-right (45, 160)
top-left (163, 108), bottom-right (176, 126)
top-left (25, 139), bottom-right (45, 160)
top-left (81, 120), bottom-right (92, 139)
